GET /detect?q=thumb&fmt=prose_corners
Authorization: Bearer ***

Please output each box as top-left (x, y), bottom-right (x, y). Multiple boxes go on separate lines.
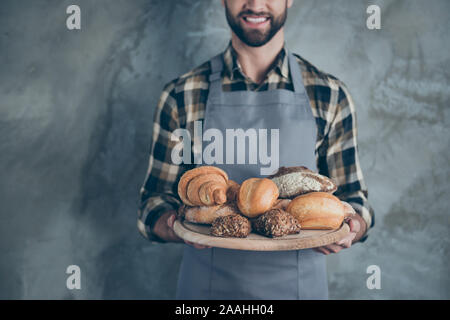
top-left (349, 218), bottom-right (360, 233)
top-left (167, 214), bottom-right (176, 229)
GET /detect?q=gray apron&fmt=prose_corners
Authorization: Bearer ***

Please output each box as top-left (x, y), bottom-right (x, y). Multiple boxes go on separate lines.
top-left (175, 51), bottom-right (328, 300)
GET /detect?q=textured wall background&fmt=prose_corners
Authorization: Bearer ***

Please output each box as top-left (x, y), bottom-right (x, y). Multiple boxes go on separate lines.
top-left (0, 0), bottom-right (449, 299)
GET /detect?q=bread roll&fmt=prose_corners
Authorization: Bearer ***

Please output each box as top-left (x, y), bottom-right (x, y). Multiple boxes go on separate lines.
top-left (179, 203), bottom-right (239, 224)
top-left (269, 166), bottom-right (337, 198)
top-left (286, 192), bottom-right (345, 230)
top-left (237, 178), bottom-right (279, 218)
top-left (210, 214), bottom-right (251, 238)
top-left (226, 180), bottom-right (240, 203)
top-left (252, 208), bottom-right (301, 238)
top-left (272, 199), bottom-right (291, 210)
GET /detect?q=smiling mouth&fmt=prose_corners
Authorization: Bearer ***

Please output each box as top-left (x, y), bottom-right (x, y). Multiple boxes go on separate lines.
top-left (243, 16), bottom-right (270, 23)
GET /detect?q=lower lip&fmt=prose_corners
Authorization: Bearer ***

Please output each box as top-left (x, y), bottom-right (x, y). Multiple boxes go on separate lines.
top-left (241, 17), bottom-right (270, 28)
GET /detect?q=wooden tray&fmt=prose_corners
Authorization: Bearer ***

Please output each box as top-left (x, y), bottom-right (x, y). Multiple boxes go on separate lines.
top-left (173, 219), bottom-right (350, 251)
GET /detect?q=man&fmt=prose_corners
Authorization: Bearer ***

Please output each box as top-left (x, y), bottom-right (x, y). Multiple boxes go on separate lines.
top-left (138, 0), bottom-right (374, 299)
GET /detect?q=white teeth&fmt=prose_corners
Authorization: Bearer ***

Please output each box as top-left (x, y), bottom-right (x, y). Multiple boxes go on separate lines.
top-left (245, 17), bottom-right (268, 23)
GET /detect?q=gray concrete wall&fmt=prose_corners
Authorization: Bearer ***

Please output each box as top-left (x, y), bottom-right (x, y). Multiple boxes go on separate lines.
top-left (0, 0), bottom-right (448, 299)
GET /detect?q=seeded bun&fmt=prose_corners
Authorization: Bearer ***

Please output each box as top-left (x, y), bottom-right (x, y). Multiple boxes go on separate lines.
top-left (210, 214), bottom-right (251, 238)
top-left (252, 209), bottom-right (301, 238)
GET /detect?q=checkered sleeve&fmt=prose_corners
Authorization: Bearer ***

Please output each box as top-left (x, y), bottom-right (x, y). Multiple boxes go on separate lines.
top-left (318, 81), bottom-right (375, 242)
top-left (137, 81), bottom-right (187, 243)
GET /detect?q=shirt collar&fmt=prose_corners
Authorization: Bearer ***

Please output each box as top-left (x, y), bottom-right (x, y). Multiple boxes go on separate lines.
top-left (222, 41), bottom-right (290, 81)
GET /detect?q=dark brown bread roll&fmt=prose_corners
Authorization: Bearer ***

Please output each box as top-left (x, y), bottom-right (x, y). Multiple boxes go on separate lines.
top-left (269, 166), bottom-right (337, 198)
top-left (210, 214), bottom-right (251, 238)
top-left (252, 209), bottom-right (301, 238)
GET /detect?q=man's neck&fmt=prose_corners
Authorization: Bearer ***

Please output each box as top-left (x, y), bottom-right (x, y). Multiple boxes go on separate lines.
top-left (231, 30), bottom-right (285, 84)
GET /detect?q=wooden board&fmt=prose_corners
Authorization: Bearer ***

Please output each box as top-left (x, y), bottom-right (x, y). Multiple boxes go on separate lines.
top-left (173, 219), bottom-right (350, 251)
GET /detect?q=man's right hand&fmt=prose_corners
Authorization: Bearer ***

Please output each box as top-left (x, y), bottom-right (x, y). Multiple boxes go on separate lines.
top-left (152, 211), bottom-right (211, 249)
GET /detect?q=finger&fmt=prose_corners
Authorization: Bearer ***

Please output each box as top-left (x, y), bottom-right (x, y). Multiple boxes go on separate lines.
top-left (193, 244), bottom-right (210, 249)
top-left (325, 244), bottom-right (343, 254)
top-left (315, 247), bottom-right (331, 255)
top-left (349, 218), bottom-right (360, 233)
top-left (167, 214), bottom-right (176, 228)
top-left (185, 240), bottom-right (195, 246)
top-left (185, 240), bottom-right (211, 249)
top-left (336, 232), bottom-right (356, 245)
top-left (336, 233), bottom-right (352, 244)
top-left (339, 237), bottom-right (352, 248)
top-left (168, 229), bottom-right (184, 242)
top-left (165, 224), bottom-right (183, 242)
top-left (337, 232), bottom-right (356, 247)
top-left (337, 238), bottom-right (352, 248)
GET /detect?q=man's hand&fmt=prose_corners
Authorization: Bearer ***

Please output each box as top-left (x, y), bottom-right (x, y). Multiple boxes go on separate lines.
top-left (152, 211), bottom-right (211, 249)
top-left (314, 214), bottom-right (367, 255)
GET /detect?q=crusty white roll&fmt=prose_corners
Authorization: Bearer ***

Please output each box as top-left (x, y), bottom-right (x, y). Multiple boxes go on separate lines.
top-left (237, 178), bottom-right (279, 218)
top-left (286, 192), bottom-right (346, 230)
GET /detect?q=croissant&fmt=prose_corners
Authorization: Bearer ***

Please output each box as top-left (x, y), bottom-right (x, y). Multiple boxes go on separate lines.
top-left (178, 166), bottom-right (228, 206)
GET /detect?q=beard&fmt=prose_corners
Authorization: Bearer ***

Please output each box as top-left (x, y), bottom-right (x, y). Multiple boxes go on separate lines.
top-left (225, 2), bottom-right (288, 47)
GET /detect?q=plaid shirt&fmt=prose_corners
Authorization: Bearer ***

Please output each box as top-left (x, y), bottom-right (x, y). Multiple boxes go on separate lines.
top-left (138, 42), bottom-right (375, 243)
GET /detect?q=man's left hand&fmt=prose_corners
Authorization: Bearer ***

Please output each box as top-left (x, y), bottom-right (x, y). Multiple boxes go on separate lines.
top-left (314, 214), bottom-right (367, 255)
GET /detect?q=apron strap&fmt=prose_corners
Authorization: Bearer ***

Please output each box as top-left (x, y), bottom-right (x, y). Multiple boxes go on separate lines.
top-left (208, 54), bottom-right (224, 96)
top-left (287, 50), bottom-right (305, 94)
